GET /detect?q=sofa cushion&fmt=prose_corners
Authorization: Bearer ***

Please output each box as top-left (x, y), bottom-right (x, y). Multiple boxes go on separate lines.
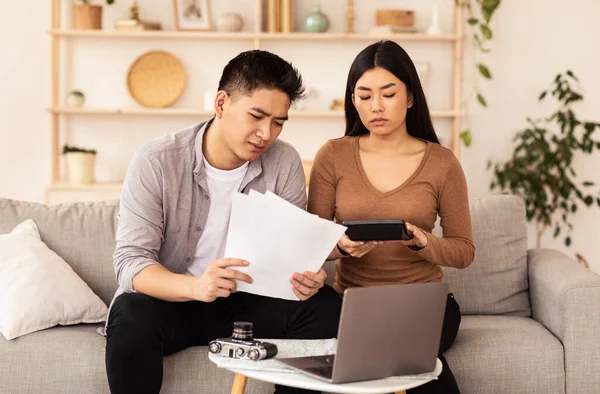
top-left (442, 194), bottom-right (531, 316)
top-left (0, 325), bottom-right (273, 394)
top-left (446, 315), bottom-right (564, 394)
top-left (0, 199), bottom-right (119, 305)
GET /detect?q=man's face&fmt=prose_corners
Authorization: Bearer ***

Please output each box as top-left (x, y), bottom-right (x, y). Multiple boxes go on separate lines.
top-left (218, 88), bottom-right (290, 163)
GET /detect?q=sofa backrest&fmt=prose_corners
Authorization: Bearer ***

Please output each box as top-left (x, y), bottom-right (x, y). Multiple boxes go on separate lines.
top-left (1, 194), bottom-right (531, 316)
top-left (0, 198), bottom-right (119, 305)
top-left (441, 194), bottom-right (530, 316)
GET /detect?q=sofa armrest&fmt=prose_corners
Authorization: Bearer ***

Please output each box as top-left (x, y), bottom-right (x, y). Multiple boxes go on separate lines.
top-left (528, 248), bottom-right (600, 394)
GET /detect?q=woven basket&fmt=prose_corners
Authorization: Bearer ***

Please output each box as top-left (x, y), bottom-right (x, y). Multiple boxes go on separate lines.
top-left (127, 51), bottom-right (186, 108)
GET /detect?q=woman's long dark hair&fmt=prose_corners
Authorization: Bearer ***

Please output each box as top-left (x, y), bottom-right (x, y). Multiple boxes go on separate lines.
top-left (344, 40), bottom-right (440, 144)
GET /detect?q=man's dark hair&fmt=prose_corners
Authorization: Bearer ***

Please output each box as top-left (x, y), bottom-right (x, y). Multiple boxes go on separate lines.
top-left (218, 50), bottom-right (305, 105)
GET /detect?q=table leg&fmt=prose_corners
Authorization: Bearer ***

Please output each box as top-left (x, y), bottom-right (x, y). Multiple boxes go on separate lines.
top-left (231, 373), bottom-right (248, 394)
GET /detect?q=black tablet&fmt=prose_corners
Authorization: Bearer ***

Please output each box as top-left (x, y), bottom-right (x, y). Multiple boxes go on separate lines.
top-left (341, 220), bottom-right (413, 242)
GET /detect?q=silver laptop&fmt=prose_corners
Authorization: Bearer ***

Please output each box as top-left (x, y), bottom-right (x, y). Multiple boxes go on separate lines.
top-left (276, 282), bottom-right (448, 384)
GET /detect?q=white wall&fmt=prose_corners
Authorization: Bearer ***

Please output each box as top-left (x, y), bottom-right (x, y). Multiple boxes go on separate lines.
top-left (1, 0), bottom-right (599, 272)
top-left (0, 1), bottom-right (51, 202)
top-left (461, 0), bottom-right (600, 273)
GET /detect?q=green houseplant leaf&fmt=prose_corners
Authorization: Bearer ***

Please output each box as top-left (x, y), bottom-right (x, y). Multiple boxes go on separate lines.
top-left (478, 64), bottom-right (493, 79)
top-left (477, 93), bottom-right (488, 107)
top-left (480, 24), bottom-right (493, 39)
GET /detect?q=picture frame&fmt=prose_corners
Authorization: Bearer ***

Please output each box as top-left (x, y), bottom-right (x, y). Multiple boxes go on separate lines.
top-left (173, 0), bottom-right (212, 31)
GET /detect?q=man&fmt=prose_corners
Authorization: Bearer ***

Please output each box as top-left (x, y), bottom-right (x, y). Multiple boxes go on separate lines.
top-left (105, 50), bottom-right (342, 394)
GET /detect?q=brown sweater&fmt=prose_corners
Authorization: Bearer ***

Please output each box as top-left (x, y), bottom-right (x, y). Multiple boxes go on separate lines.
top-left (308, 136), bottom-right (475, 294)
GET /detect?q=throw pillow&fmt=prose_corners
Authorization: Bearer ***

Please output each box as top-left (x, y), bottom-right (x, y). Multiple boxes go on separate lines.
top-left (0, 219), bottom-right (108, 340)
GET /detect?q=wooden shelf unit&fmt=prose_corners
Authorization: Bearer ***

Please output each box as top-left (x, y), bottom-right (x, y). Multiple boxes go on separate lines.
top-left (48, 0), bottom-right (465, 203)
top-left (48, 107), bottom-right (461, 118)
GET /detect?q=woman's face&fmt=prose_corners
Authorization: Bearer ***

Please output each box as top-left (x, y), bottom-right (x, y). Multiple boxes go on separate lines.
top-left (352, 66), bottom-right (413, 137)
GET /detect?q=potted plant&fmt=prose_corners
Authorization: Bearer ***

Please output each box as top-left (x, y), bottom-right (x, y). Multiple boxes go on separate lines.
top-left (73, 0), bottom-right (115, 30)
top-left (63, 144), bottom-right (97, 184)
top-left (488, 70), bottom-right (600, 267)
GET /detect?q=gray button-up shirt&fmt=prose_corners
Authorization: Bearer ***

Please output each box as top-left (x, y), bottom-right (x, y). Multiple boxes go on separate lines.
top-left (112, 120), bottom-right (307, 303)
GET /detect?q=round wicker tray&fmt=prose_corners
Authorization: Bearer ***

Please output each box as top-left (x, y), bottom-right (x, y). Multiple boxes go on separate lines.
top-left (127, 51), bottom-right (186, 108)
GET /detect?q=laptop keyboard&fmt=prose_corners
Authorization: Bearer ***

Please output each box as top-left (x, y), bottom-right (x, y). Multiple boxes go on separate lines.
top-left (309, 354), bottom-right (335, 366)
top-left (305, 366), bottom-right (333, 379)
top-left (303, 355), bottom-right (335, 379)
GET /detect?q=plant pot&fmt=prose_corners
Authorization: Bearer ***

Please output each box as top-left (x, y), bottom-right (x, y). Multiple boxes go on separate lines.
top-left (72, 4), bottom-right (103, 30)
top-left (65, 152), bottom-right (96, 184)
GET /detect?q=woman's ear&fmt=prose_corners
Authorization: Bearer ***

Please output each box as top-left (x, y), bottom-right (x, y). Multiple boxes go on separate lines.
top-left (407, 92), bottom-right (414, 109)
top-left (351, 93), bottom-right (356, 107)
top-left (214, 90), bottom-right (229, 118)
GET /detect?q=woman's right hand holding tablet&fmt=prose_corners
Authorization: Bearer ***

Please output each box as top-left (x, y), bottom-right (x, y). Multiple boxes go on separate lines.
top-left (336, 234), bottom-right (382, 258)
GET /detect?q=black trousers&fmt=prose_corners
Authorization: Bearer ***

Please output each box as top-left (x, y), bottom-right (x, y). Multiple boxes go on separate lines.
top-left (105, 285), bottom-right (342, 394)
top-left (407, 293), bottom-right (462, 394)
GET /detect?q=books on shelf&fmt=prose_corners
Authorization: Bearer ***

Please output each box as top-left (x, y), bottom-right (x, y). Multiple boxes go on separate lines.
top-left (265, 0), bottom-right (295, 33)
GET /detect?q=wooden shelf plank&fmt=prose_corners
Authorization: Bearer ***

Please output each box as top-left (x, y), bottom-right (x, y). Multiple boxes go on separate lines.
top-left (259, 32), bottom-right (457, 41)
top-left (48, 29), bottom-right (456, 42)
top-left (48, 107), bottom-right (213, 116)
top-left (48, 29), bottom-right (257, 39)
top-left (47, 182), bottom-right (123, 191)
top-left (48, 107), bottom-right (461, 118)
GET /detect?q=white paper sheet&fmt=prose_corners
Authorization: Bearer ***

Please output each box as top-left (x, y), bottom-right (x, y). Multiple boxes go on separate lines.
top-left (224, 191), bottom-right (346, 300)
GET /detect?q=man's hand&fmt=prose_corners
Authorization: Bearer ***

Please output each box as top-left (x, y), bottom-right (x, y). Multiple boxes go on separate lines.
top-left (192, 258), bottom-right (253, 302)
top-left (291, 268), bottom-right (327, 301)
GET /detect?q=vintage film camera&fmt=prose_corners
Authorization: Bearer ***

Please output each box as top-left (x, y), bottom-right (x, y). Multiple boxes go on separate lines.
top-left (209, 322), bottom-right (278, 361)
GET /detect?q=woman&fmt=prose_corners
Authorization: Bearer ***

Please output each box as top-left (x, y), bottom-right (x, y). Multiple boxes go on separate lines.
top-left (307, 40), bottom-right (475, 394)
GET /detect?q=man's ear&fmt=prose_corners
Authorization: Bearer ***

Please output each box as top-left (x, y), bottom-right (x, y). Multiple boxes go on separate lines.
top-left (214, 90), bottom-right (229, 118)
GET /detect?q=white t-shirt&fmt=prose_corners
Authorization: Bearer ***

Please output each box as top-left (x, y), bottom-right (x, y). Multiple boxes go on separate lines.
top-left (187, 158), bottom-right (249, 277)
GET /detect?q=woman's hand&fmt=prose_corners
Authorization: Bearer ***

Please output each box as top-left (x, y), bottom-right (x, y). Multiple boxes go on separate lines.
top-left (387, 222), bottom-right (429, 249)
top-left (336, 234), bottom-right (381, 258)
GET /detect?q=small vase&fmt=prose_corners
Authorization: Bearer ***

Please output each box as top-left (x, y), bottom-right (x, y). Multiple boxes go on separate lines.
top-left (216, 12), bottom-right (243, 32)
top-left (427, 4), bottom-right (442, 35)
top-left (66, 90), bottom-right (86, 108)
top-left (304, 5), bottom-right (329, 33)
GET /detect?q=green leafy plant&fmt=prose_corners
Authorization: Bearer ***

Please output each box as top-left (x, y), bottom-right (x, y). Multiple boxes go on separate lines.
top-left (457, 0), bottom-right (502, 147)
top-left (488, 70), bottom-right (600, 251)
top-left (62, 144), bottom-right (97, 155)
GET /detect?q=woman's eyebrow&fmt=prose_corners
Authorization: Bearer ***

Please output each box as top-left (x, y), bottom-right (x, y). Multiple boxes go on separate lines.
top-left (356, 82), bottom-right (397, 91)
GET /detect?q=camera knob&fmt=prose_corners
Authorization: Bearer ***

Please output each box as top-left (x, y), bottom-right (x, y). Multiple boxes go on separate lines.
top-left (247, 349), bottom-right (259, 360)
top-left (208, 341), bottom-right (222, 354)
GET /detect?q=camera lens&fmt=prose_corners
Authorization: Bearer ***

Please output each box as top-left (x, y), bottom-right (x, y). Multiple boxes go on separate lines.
top-left (208, 341), bottom-right (221, 354)
top-left (232, 321), bottom-right (254, 341)
top-left (247, 349), bottom-right (259, 360)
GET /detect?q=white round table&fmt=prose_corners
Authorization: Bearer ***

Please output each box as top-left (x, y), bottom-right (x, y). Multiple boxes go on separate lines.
top-left (216, 359), bottom-right (442, 394)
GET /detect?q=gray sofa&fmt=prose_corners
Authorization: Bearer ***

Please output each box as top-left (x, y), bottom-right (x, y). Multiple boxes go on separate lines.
top-left (1, 194), bottom-right (599, 394)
